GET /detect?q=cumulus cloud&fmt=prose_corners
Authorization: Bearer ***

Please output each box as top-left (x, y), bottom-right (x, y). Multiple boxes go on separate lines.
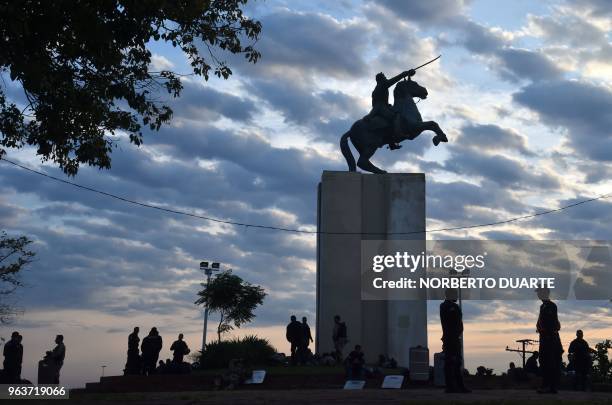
top-left (370, 0), bottom-right (470, 23)
top-left (443, 145), bottom-right (560, 191)
top-left (458, 123), bottom-right (535, 156)
top-left (171, 81), bottom-right (259, 123)
top-left (447, 18), bottom-right (564, 82)
top-left (513, 79), bottom-right (612, 161)
top-left (250, 9), bottom-right (369, 79)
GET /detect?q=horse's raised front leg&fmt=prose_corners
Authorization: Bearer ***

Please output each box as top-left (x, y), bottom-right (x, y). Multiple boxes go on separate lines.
top-left (357, 146), bottom-right (387, 174)
top-left (421, 121), bottom-right (448, 146)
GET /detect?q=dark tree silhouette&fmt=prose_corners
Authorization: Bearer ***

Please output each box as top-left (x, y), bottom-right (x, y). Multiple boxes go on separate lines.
top-left (0, 0), bottom-right (261, 175)
top-left (593, 340), bottom-right (612, 382)
top-left (0, 231), bottom-right (35, 324)
top-left (195, 270), bottom-right (266, 343)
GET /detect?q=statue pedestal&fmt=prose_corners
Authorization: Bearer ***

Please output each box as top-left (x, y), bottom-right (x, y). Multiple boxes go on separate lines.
top-left (315, 171), bottom-right (427, 367)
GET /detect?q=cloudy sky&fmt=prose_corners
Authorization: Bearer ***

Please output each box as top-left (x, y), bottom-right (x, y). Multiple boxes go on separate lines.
top-left (1, 0), bottom-right (611, 387)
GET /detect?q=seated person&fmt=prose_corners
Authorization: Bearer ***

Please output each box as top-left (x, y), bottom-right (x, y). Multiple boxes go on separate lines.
top-left (215, 358), bottom-right (251, 390)
top-left (507, 362), bottom-right (517, 378)
top-left (345, 345), bottom-right (365, 380)
top-left (319, 352), bottom-right (336, 366)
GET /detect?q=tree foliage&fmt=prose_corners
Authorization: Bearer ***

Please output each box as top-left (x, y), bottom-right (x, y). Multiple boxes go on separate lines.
top-left (0, 0), bottom-right (261, 175)
top-left (195, 270), bottom-right (266, 343)
top-left (0, 231), bottom-right (35, 324)
top-left (592, 339), bottom-right (612, 382)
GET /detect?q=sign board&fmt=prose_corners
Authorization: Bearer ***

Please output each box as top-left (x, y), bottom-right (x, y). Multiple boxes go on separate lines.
top-left (343, 380), bottom-right (366, 390)
top-left (244, 370), bottom-right (266, 384)
top-left (382, 375), bottom-right (404, 389)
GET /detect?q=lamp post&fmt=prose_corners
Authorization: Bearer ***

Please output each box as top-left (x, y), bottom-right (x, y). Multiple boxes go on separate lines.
top-left (199, 261), bottom-right (220, 353)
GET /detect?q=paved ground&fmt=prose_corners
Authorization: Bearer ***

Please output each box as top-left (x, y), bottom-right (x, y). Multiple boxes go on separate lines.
top-left (22, 389), bottom-right (612, 404)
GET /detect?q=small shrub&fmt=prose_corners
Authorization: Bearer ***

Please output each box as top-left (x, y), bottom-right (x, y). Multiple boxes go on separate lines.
top-left (198, 335), bottom-right (277, 369)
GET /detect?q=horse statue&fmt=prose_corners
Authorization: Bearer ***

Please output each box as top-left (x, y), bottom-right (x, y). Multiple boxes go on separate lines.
top-left (339, 77), bottom-right (448, 174)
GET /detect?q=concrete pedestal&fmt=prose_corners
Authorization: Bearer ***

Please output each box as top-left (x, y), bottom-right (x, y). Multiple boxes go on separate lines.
top-left (315, 171), bottom-right (427, 367)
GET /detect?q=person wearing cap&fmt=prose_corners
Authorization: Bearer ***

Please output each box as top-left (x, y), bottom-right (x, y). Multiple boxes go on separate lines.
top-left (440, 288), bottom-right (470, 393)
top-left (536, 286), bottom-right (563, 394)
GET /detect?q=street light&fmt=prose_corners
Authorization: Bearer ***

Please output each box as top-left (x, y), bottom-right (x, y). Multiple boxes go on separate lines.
top-left (199, 261), bottom-right (221, 353)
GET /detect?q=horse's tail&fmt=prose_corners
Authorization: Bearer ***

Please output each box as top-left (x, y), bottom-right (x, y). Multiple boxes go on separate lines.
top-left (340, 130), bottom-right (356, 171)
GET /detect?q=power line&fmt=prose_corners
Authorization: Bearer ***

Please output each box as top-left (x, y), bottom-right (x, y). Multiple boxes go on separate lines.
top-left (1, 156), bottom-right (611, 235)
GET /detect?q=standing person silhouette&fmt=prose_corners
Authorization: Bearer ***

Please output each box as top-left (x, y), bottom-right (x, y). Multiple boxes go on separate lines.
top-left (440, 288), bottom-right (470, 393)
top-left (170, 333), bottom-right (190, 364)
top-left (124, 327), bottom-right (140, 375)
top-left (141, 327), bottom-right (163, 375)
top-left (536, 286), bottom-right (563, 394)
top-left (285, 315), bottom-right (302, 365)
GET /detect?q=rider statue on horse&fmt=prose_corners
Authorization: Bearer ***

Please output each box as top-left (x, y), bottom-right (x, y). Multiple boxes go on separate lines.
top-left (340, 57), bottom-right (448, 174)
top-left (364, 69), bottom-right (416, 150)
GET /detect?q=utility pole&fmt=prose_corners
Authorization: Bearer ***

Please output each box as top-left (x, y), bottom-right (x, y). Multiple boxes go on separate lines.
top-left (505, 338), bottom-right (538, 367)
top-left (199, 261), bottom-right (220, 353)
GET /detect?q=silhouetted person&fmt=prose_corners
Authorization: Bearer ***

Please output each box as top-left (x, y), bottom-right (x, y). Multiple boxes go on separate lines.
top-left (332, 315), bottom-right (348, 362)
top-left (124, 327), bottom-right (141, 375)
top-left (2, 331), bottom-right (22, 383)
top-left (47, 335), bottom-right (65, 384)
top-left (285, 315), bottom-right (302, 365)
top-left (141, 327), bottom-right (163, 375)
top-left (440, 288), bottom-right (469, 393)
top-left (365, 70), bottom-right (416, 149)
top-left (507, 362), bottom-right (517, 378)
top-left (16, 334), bottom-right (24, 381)
top-left (170, 333), bottom-right (190, 364)
top-left (568, 329), bottom-right (594, 391)
top-left (536, 287), bottom-right (563, 394)
top-left (525, 351), bottom-right (539, 375)
top-left (345, 344), bottom-right (365, 380)
top-left (299, 316), bottom-right (313, 364)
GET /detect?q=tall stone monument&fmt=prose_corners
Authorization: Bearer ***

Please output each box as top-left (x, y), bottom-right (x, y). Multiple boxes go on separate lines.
top-left (315, 170), bottom-right (427, 366)
top-left (318, 63), bottom-right (445, 365)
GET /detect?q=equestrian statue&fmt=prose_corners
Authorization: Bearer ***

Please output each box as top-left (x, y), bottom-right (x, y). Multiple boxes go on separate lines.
top-left (340, 56), bottom-right (448, 174)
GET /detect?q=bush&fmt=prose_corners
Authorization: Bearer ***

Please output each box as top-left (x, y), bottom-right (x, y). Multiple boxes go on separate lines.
top-left (198, 335), bottom-right (277, 369)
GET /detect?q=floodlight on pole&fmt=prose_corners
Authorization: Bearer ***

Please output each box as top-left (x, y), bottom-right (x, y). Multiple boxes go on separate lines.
top-left (200, 261), bottom-right (221, 353)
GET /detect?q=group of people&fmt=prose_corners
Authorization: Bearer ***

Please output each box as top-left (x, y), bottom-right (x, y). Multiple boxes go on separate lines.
top-left (444, 286), bottom-right (597, 394)
top-left (321, 286), bottom-right (593, 394)
top-left (512, 328), bottom-right (595, 391)
top-left (1, 332), bottom-right (65, 384)
top-left (285, 315), bottom-right (313, 365)
top-left (124, 327), bottom-right (191, 376)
